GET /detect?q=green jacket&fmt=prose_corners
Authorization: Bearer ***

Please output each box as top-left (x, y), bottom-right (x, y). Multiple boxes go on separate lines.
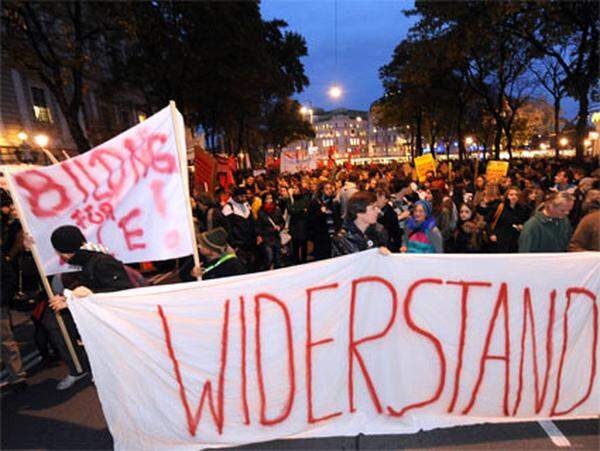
top-left (518, 211), bottom-right (572, 253)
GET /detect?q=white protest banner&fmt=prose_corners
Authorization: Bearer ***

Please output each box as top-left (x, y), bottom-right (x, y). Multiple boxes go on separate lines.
top-left (280, 152), bottom-right (317, 174)
top-left (7, 105), bottom-right (194, 275)
top-left (68, 250), bottom-right (600, 450)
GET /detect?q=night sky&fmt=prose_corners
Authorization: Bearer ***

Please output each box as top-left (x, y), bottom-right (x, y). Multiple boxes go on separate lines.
top-left (261, 0), bottom-right (578, 119)
top-left (261, 0), bottom-right (416, 112)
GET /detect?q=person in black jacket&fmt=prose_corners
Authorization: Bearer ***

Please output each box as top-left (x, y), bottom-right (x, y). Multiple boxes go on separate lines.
top-left (375, 188), bottom-right (401, 252)
top-left (47, 225), bottom-right (137, 390)
top-left (332, 191), bottom-right (386, 256)
top-left (191, 227), bottom-right (246, 280)
top-left (287, 186), bottom-right (311, 264)
top-left (487, 187), bottom-right (531, 253)
top-left (1, 257), bottom-right (27, 392)
top-left (222, 187), bottom-right (255, 271)
top-left (308, 182), bottom-right (341, 260)
top-left (255, 193), bottom-right (285, 269)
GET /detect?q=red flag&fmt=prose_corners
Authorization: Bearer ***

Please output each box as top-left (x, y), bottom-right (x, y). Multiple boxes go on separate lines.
top-left (215, 154), bottom-right (236, 189)
top-left (194, 145), bottom-right (216, 192)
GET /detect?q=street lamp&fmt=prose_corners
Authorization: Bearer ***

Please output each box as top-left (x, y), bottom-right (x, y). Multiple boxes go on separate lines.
top-left (300, 106), bottom-right (308, 115)
top-left (328, 85), bottom-right (342, 99)
top-left (34, 134), bottom-right (58, 164)
top-left (17, 131), bottom-right (28, 142)
top-left (559, 137), bottom-right (568, 147)
top-left (465, 136), bottom-right (474, 146)
top-left (34, 134), bottom-right (49, 147)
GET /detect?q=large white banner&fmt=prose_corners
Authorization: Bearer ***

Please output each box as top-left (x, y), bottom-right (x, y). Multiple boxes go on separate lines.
top-left (280, 153), bottom-right (317, 174)
top-left (7, 106), bottom-right (194, 274)
top-left (68, 250), bottom-right (600, 450)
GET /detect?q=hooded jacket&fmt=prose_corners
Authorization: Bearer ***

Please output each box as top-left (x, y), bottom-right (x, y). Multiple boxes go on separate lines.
top-left (518, 210), bottom-right (572, 253)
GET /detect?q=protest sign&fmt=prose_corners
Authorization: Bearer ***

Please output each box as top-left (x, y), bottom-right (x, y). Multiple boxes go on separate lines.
top-left (69, 250), bottom-right (600, 450)
top-left (414, 154), bottom-right (437, 182)
top-left (7, 105), bottom-right (195, 275)
top-left (486, 160), bottom-right (510, 182)
top-left (280, 153), bottom-right (318, 174)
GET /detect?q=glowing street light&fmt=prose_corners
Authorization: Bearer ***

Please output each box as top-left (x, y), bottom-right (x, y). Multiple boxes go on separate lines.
top-left (328, 85), bottom-right (342, 99)
top-left (34, 134), bottom-right (49, 147)
top-left (17, 131), bottom-right (28, 141)
top-left (300, 106), bottom-right (308, 115)
top-left (559, 137), bottom-right (568, 147)
top-left (465, 136), bottom-right (474, 145)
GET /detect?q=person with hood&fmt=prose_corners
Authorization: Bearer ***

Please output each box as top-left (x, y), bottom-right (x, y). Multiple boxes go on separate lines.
top-left (401, 200), bottom-right (444, 253)
top-left (45, 225), bottom-right (139, 390)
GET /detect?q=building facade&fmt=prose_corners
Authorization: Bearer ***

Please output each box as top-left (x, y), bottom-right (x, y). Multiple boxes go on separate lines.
top-left (279, 108), bottom-right (409, 162)
top-left (0, 55), bottom-right (146, 164)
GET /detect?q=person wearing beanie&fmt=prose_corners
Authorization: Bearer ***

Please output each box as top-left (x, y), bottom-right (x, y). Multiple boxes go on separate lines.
top-left (47, 224), bottom-right (138, 391)
top-left (401, 200), bottom-right (444, 253)
top-left (191, 227), bottom-right (246, 280)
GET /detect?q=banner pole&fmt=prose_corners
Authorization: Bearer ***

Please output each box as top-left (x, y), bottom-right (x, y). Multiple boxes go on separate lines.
top-left (169, 101), bottom-right (202, 280)
top-left (4, 168), bottom-right (83, 373)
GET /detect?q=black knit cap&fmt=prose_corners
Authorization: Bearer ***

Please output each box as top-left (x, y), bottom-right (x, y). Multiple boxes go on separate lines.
top-left (198, 227), bottom-right (228, 254)
top-left (51, 225), bottom-right (87, 253)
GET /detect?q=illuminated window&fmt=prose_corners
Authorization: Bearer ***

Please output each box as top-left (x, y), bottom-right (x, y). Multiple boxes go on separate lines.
top-left (31, 87), bottom-right (53, 123)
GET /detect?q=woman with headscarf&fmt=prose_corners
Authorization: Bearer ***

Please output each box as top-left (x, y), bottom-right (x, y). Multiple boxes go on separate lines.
top-left (401, 200), bottom-right (444, 253)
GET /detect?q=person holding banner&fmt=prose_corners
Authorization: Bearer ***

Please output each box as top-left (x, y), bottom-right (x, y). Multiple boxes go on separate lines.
top-left (519, 191), bottom-right (574, 253)
top-left (46, 225), bottom-right (140, 390)
top-left (332, 191), bottom-right (385, 256)
top-left (401, 200), bottom-right (444, 254)
top-left (191, 227), bottom-right (246, 280)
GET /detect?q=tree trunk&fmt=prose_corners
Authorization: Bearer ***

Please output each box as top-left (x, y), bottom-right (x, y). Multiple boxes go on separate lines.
top-left (415, 113), bottom-right (423, 157)
top-left (494, 120), bottom-right (503, 160)
top-left (575, 89), bottom-right (588, 161)
top-left (64, 108), bottom-right (91, 153)
top-left (554, 96), bottom-right (561, 159)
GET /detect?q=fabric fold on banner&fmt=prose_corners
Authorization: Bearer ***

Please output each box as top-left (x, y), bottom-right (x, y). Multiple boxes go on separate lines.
top-left (68, 250), bottom-right (600, 450)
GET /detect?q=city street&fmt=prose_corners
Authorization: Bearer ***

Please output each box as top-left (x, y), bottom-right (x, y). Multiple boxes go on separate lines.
top-left (2, 313), bottom-right (598, 450)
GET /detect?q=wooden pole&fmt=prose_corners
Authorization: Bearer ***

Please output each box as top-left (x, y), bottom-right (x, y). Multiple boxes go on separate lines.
top-left (169, 101), bottom-right (202, 279)
top-left (4, 168), bottom-right (83, 373)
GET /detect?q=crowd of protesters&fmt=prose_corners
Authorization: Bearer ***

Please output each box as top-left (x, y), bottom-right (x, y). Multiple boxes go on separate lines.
top-left (188, 157), bottom-right (600, 272)
top-left (1, 156), bottom-right (599, 393)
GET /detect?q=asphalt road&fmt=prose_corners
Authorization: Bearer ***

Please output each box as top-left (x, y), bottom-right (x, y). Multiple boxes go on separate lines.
top-left (1, 357), bottom-right (598, 450)
top-left (2, 310), bottom-right (598, 450)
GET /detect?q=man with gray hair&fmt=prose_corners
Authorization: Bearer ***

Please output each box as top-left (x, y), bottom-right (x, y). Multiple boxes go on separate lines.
top-left (519, 191), bottom-right (575, 252)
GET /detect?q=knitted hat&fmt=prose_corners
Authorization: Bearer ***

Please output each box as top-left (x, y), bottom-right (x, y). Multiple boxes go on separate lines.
top-left (198, 227), bottom-right (228, 254)
top-left (415, 199), bottom-right (432, 218)
top-left (51, 225), bottom-right (87, 253)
